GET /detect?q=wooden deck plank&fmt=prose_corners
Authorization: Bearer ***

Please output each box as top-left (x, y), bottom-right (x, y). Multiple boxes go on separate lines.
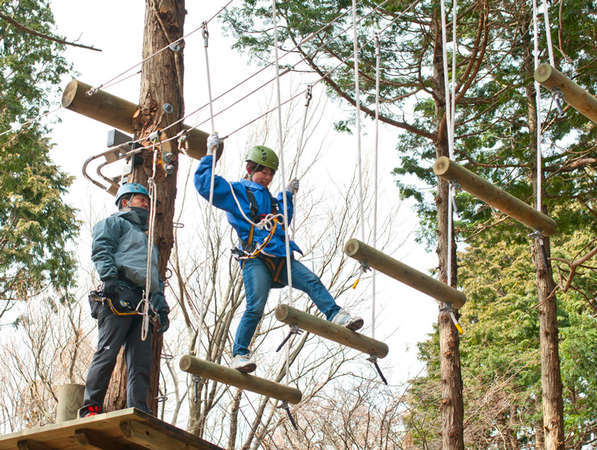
top-left (0, 408), bottom-right (222, 450)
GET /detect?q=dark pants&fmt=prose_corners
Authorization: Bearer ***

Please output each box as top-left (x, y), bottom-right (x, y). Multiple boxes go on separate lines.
top-left (80, 303), bottom-right (153, 415)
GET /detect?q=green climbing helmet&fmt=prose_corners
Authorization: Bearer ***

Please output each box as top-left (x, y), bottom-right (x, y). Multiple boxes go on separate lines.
top-left (245, 145), bottom-right (279, 172)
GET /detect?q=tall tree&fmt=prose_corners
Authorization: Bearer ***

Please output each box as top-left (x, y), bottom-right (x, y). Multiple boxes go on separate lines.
top-left (0, 0), bottom-right (78, 311)
top-left (102, 0), bottom-right (185, 415)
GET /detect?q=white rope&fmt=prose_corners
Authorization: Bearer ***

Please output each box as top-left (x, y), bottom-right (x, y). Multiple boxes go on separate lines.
top-left (120, 2), bottom-right (388, 152)
top-left (372, 34), bottom-right (381, 340)
top-left (0, 105), bottom-right (62, 138)
top-left (272, 0), bottom-right (294, 391)
top-left (352, 0), bottom-right (365, 242)
top-left (440, 0), bottom-right (455, 288)
top-left (87, 0), bottom-right (235, 95)
top-left (141, 143), bottom-right (160, 341)
top-left (290, 85), bottom-right (313, 240)
top-left (542, 1), bottom-right (555, 67)
top-left (532, 0), bottom-right (543, 212)
top-left (197, 20), bottom-right (219, 358)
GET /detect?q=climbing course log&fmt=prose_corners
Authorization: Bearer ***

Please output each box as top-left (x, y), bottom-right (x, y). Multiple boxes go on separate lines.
top-left (179, 356), bottom-right (302, 404)
top-left (534, 63), bottom-right (597, 125)
top-left (344, 238), bottom-right (466, 309)
top-left (275, 304), bottom-right (389, 358)
top-left (433, 157), bottom-right (557, 236)
top-left (61, 79), bottom-right (212, 160)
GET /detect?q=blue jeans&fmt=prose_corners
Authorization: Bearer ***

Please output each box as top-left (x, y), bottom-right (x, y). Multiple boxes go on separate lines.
top-left (233, 257), bottom-right (341, 356)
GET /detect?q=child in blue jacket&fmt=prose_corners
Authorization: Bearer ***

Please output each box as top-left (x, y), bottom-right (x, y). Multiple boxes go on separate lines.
top-left (194, 143), bottom-right (363, 373)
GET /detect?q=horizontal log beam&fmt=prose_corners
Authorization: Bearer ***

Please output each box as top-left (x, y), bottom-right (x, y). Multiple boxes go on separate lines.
top-left (344, 239), bottom-right (466, 309)
top-left (534, 63), bottom-right (597, 124)
top-left (433, 157), bottom-right (557, 236)
top-left (61, 79), bottom-right (210, 160)
top-left (179, 356), bottom-right (302, 404)
top-left (275, 304), bottom-right (389, 358)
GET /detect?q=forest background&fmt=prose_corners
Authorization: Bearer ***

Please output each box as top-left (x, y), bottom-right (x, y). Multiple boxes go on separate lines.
top-left (0, 0), bottom-right (595, 448)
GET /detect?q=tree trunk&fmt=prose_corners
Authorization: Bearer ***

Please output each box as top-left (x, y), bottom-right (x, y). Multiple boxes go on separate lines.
top-left (523, 17), bottom-right (565, 449)
top-left (432, 7), bottom-right (464, 449)
top-left (104, 0), bottom-right (185, 416)
top-left (532, 237), bottom-right (564, 449)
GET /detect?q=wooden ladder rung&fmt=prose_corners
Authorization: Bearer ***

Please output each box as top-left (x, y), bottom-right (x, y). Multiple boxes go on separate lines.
top-left (344, 238), bottom-right (466, 308)
top-left (275, 304), bottom-right (389, 358)
top-left (179, 356), bottom-right (302, 404)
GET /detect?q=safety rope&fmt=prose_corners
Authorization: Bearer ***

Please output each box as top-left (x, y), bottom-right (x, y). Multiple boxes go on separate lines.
top-left (440, 0), bottom-right (464, 334)
top-left (86, 0), bottom-right (235, 95)
top-left (290, 85), bottom-right (313, 240)
top-left (271, 0), bottom-right (297, 407)
top-left (197, 20), bottom-right (220, 360)
top-left (121, 2), bottom-right (389, 153)
top-left (372, 33), bottom-right (380, 341)
top-left (0, 105), bottom-right (62, 138)
top-left (141, 140), bottom-right (160, 341)
top-left (532, 0), bottom-right (543, 213)
top-left (352, 0), bottom-right (365, 243)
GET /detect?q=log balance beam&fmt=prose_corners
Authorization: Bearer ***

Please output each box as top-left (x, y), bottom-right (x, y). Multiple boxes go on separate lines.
top-left (534, 63), bottom-right (597, 125)
top-left (344, 239), bottom-right (466, 309)
top-left (433, 157), bottom-right (557, 236)
top-left (179, 356), bottom-right (302, 404)
top-left (274, 304), bottom-right (389, 358)
top-left (61, 79), bottom-right (210, 160)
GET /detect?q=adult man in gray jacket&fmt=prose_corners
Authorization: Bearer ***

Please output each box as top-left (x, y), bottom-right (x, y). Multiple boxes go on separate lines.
top-left (79, 183), bottom-right (170, 417)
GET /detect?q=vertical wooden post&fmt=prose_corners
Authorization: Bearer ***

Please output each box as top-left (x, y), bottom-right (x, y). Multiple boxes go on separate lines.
top-left (432, 8), bottom-right (464, 449)
top-left (56, 384), bottom-right (85, 423)
top-left (103, 0), bottom-right (186, 416)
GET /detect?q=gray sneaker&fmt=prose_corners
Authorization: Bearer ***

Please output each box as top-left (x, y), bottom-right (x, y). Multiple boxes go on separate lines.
top-left (231, 353), bottom-right (257, 373)
top-left (331, 308), bottom-right (364, 331)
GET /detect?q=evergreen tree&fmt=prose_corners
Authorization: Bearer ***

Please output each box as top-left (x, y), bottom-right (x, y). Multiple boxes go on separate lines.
top-left (0, 0), bottom-right (78, 307)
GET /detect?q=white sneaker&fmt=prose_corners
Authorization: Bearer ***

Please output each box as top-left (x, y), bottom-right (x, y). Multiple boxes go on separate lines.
top-left (231, 353), bottom-right (257, 373)
top-left (331, 308), bottom-right (364, 331)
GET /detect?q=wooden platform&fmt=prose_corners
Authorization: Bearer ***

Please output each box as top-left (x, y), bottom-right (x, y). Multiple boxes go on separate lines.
top-left (0, 408), bottom-right (222, 450)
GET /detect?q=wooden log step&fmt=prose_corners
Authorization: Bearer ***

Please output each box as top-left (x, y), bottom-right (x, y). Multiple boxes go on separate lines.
top-left (433, 157), bottom-right (557, 236)
top-left (179, 356), bottom-right (302, 404)
top-left (275, 304), bottom-right (389, 358)
top-left (534, 63), bottom-right (597, 124)
top-left (344, 238), bottom-right (466, 309)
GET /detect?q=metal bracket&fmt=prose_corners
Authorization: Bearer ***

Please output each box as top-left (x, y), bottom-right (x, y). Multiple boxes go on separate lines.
top-left (277, 401), bottom-right (298, 430)
top-left (367, 355), bottom-right (388, 385)
top-left (552, 88), bottom-right (565, 117)
top-left (276, 325), bottom-right (304, 352)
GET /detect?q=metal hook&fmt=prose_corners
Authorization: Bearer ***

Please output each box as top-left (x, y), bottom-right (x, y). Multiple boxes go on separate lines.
top-left (202, 21), bottom-right (209, 47)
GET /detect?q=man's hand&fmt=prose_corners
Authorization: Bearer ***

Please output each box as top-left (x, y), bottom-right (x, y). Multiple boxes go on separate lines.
top-left (287, 178), bottom-right (299, 194)
top-left (157, 310), bottom-right (169, 334)
top-left (102, 278), bottom-right (120, 299)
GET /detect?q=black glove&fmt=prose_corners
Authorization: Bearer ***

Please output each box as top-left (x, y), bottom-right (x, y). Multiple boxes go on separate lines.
top-left (157, 310), bottom-right (169, 334)
top-left (102, 278), bottom-right (120, 299)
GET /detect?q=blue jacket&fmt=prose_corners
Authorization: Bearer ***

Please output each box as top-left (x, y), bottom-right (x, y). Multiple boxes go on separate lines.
top-left (194, 155), bottom-right (302, 257)
top-left (91, 208), bottom-right (168, 312)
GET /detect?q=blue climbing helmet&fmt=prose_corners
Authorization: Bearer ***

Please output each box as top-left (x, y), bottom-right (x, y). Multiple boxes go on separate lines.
top-left (115, 182), bottom-right (149, 207)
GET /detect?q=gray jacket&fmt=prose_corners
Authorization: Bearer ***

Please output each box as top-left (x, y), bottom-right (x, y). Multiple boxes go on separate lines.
top-left (91, 208), bottom-right (168, 312)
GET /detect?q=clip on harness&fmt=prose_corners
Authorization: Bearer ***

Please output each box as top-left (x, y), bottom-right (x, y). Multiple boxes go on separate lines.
top-left (232, 187), bottom-right (287, 284)
top-left (89, 288), bottom-right (156, 318)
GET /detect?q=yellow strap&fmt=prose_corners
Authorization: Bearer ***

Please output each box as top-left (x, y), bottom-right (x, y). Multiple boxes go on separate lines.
top-left (241, 218), bottom-right (279, 260)
top-left (106, 298), bottom-right (140, 317)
